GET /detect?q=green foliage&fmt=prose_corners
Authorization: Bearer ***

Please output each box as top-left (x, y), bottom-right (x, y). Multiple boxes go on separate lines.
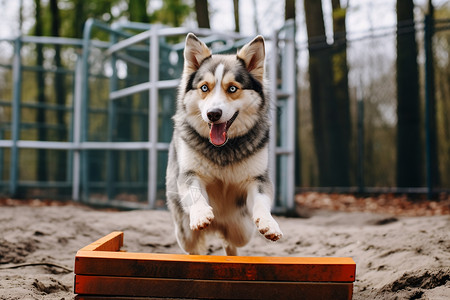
top-left (152, 0), bottom-right (191, 27)
top-left (28, 0), bottom-right (193, 38)
top-left (128, 0), bottom-right (151, 23)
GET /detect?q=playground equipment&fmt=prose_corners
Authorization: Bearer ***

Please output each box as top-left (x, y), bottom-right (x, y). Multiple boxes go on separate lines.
top-left (74, 232), bottom-right (356, 299)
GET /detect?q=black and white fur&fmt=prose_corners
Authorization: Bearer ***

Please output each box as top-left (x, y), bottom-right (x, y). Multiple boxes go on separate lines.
top-left (166, 33), bottom-right (282, 256)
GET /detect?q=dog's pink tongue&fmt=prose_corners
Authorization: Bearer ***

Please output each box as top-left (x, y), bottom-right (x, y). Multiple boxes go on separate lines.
top-left (210, 123), bottom-right (227, 146)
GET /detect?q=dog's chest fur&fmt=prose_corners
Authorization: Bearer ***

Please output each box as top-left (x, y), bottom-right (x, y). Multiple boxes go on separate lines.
top-left (177, 136), bottom-right (269, 185)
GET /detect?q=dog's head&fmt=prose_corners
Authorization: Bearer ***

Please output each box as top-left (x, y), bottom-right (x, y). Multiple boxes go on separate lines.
top-left (179, 33), bottom-right (267, 147)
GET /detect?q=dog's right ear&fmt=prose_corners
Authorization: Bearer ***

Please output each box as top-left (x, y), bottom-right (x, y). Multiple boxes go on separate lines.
top-left (237, 35), bottom-right (265, 82)
top-left (184, 33), bottom-right (211, 73)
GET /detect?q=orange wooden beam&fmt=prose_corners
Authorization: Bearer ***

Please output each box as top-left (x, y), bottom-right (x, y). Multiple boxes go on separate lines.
top-left (75, 250), bottom-right (355, 282)
top-left (75, 275), bottom-right (354, 299)
top-left (78, 231), bottom-right (123, 252)
top-left (74, 231), bottom-right (356, 300)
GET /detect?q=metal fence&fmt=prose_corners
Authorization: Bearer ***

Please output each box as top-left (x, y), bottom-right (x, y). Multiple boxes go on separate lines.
top-left (0, 19), bottom-right (296, 212)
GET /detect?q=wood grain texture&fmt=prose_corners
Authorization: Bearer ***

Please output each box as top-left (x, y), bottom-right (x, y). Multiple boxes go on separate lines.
top-left (75, 275), bottom-right (353, 300)
top-left (75, 251), bottom-right (355, 282)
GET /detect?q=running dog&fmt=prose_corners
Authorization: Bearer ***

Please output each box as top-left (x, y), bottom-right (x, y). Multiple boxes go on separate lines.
top-left (166, 33), bottom-right (282, 256)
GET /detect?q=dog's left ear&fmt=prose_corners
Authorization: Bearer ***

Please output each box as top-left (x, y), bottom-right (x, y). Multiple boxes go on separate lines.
top-left (237, 36), bottom-right (265, 82)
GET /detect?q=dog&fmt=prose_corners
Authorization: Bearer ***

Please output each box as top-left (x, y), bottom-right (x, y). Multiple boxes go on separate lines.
top-left (166, 33), bottom-right (282, 256)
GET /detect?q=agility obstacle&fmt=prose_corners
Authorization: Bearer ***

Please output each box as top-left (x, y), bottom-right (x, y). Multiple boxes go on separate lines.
top-left (74, 232), bottom-right (356, 299)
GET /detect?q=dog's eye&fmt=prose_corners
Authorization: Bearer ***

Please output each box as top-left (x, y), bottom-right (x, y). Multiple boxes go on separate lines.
top-left (228, 86), bottom-right (238, 93)
top-left (200, 84), bottom-right (209, 92)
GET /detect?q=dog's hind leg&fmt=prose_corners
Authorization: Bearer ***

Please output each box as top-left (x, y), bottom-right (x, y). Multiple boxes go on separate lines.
top-left (174, 216), bottom-right (208, 255)
top-left (216, 217), bottom-right (253, 256)
top-left (216, 232), bottom-right (237, 256)
top-left (223, 242), bottom-right (237, 256)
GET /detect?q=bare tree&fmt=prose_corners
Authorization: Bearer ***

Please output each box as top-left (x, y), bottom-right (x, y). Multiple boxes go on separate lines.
top-left (35, 0), bottom-right (47, 181)
top-left (285, 0), bottom-right (296, 21)
top-left (303, 0), bottom-right (352, 187)
top-left (129, 0), bottom-right (150, 22)
top-left (233, 0), bottom-right (240, 32)
top-left (304, 0), bottom-right (335, 186)
top-left (49, 0), bottom-right (68, 181)
top-left (425, 0), bottom-right (440, 189)
top-left (195, 0), bottom-right (210, 28)
top-left (73, 0), bottom-right (84, 38)
top-left (331, 0), bottom-right (351, 187)
top-left (396, 0), bottom-right (422, 187)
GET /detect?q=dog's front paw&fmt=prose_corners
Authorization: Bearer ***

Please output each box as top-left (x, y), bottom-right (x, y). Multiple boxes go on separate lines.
top-left (255, 217), bottom-right (283, 241)
top-left (190, 205), bottom-right (214, 231)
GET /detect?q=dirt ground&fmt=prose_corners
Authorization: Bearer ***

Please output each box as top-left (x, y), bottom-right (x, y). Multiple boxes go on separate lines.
top-left (0, 194), bottom-right (449, 299)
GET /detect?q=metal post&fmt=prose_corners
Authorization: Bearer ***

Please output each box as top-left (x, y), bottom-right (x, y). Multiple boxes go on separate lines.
top-left (148, 26), bottom-right (159, 208)
top-left (424, 14), bottom-right (432, 200)
top-left (269, 32), bottom-right (278, 210)
top-left (72, 54), bottom-right (83, 201)
top-left (10, 37), bottom-right (22, 196)
top-left (106, 32), bottom-right (119, 201)
top-left (357, 84), bottom-right (365, 193)
top-left (80, 19), bottom-right (94, 202)
top-left (284, 23), bottom-right (296, 212)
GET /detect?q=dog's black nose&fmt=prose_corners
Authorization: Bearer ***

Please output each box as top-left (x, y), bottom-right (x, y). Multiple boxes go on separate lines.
top-left (207, 108), bottom-right (222, 122)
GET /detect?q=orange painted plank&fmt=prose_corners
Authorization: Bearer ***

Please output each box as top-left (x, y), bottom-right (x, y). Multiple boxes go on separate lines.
top-left (75, 251), bottom-right (355, 282)
top-left (75, 275), bottom-right (354, 300)
top-left (75, 232), bottom-right (356, 282)
top-left (79, 231), bottom-right (123, 252)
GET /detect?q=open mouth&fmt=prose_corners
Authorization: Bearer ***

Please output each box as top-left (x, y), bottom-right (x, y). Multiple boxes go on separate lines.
top-left (208, 111), bottom-right (239, 147)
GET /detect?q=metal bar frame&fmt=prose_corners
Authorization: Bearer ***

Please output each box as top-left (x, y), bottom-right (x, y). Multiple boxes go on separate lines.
top-left (268, 20), bottom-right (296, 213)
top-left (268, 31), bottom-right (278, 210)
top-left (0, 18), bottom-right (297, 212)
top-left (282, 20), bottom-right (297, 212)
top-left (9, 37), bottom-right (22, 196)
top-left (147, 25), bottom-right (160, 208)
top-left (106, 30), bottom-right (119, 201)
top-left (101, 23), bottom-right (266, 208)
top-left (71, 54), bottom-right (83, 201)
top-left (109, 79), bottom-right (179, 101)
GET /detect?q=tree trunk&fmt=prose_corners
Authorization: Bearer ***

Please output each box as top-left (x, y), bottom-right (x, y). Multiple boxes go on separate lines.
top-left (195, 0), bottom-right (210, 28)
top-left (285, 0), bottom-right (296, 21)
top-left (50, 0), bottom-right (67, 182)
top-left (35, 0), bottom-right (47, 181)
top-left (73, 0), bottom-right (84, 38)
top-left (331, 0), bottom-right (351, 186)
top-left (304, 0), bottom-right (336, 187)
top-left (396, 0), bottom-right (422, 187)
top-left (129, 0), bottom-right (150, 23)
top-left (233, 0), bottom-right (240, 32)
top-left (425, 0), bottom-right (439, 189)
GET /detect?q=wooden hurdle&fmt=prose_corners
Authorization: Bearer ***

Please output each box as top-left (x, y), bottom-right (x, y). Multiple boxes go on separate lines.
top-left (74, 232), bottom-right (356, 299)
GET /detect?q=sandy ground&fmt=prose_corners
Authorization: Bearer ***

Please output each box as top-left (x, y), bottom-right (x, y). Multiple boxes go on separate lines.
top-left (0, 202), bottom-right (449, 300)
